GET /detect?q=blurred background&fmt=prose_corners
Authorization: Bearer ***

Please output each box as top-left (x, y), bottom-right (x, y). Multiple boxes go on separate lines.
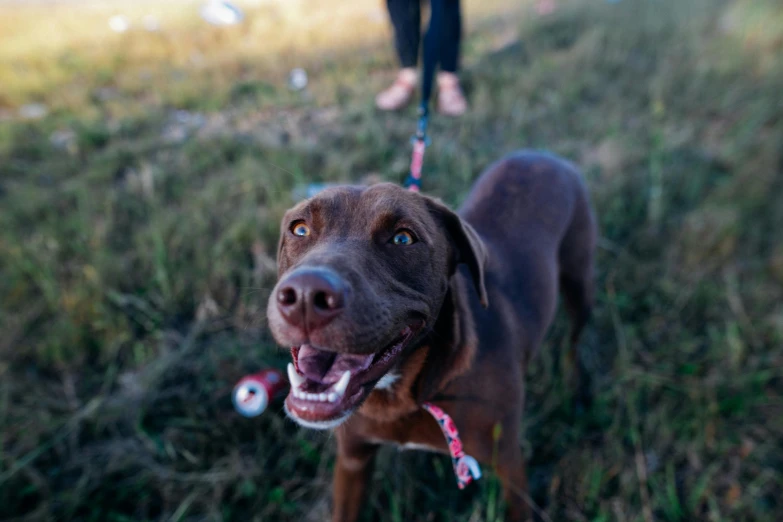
top-left (1, 0), bottom-right (782, 520)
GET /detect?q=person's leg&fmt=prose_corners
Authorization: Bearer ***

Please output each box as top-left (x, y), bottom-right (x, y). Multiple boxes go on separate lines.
top-left (377, 0), bottom-right (420, 111)
top-left (439, 0), bottom-right (461, 73)
top-left (388, 0), bottom-right (421, 69)
top-left (437, 0), bottom-right (467, 116)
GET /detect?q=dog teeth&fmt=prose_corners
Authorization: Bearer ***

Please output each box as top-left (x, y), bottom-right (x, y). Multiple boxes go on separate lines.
top-left (333, 370), bottom-right (351, 397)
top-left (289, 369), bottom-right (349, 404)
top-left (287, 363), bottom-right (305, 388)
top-left (293, 391), bottom-right (339, 403)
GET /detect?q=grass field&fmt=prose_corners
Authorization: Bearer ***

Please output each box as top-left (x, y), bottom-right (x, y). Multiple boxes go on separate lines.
top-left (1, 0), bottom-right (782, 520)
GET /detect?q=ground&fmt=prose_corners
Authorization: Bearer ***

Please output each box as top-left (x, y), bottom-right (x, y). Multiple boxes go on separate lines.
top-left (1, 0), bottom-right (782, 520)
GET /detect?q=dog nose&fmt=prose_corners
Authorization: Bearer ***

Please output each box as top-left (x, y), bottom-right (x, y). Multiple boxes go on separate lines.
top-left (276, 268), bottom-right (346, 331)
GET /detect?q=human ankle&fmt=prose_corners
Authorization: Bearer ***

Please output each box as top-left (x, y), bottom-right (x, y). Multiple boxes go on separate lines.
top-left (437, 71), bottom-right (460, 87)
top-left (398, 67), bottom-right (418, 85)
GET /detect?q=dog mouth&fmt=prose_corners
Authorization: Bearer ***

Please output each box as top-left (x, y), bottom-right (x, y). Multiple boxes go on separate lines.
top-left (284, 324), bottom-right (420, 427)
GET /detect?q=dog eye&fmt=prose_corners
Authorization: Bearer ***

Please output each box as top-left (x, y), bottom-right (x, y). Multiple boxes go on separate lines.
top-left (290, 221), bottom-right (310, 237)
top-left (391, 230), bottom-right (416, 246)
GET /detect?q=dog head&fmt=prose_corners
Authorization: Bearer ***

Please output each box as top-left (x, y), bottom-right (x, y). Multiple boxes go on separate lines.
top-left (267, 183), bottom-right (487, 429)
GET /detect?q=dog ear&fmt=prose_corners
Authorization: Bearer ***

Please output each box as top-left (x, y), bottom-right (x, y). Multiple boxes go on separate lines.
top-left (425, 198), bottom-right (489, 308)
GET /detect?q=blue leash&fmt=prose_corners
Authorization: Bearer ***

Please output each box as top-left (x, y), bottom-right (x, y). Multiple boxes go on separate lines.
top-left (404, 0), bottom-right (444, 192)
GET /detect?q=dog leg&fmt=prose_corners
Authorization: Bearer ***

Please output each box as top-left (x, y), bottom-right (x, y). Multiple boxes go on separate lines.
top-left (332, 432), bottom-right (378, 522)
top-left (559, 273), bottom-right (592, 347)
top-left (558, 186), bottom-right (596, 411)
top-left (495, 443), bottom-right (533, 522)
top-left (559, 271), bottom-right (594, 411)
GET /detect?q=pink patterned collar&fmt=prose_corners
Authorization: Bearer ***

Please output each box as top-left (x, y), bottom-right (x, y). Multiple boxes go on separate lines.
top-left (421, 402), bottom-right (482, 489)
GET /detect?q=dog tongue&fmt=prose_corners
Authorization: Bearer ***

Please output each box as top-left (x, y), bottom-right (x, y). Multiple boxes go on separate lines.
top-left (297, 344), bottom-right (375, 384)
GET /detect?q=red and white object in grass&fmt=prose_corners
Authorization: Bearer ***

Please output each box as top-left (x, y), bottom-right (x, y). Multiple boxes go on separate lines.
top-left (232, 369), bottom-right (287, 417)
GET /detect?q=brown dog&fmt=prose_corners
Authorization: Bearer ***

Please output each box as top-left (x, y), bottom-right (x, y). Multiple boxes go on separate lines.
top-left (267, 151), bottom-right (597, 521)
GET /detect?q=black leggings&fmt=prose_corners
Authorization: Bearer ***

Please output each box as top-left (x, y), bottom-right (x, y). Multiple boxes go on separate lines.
top-left (386, 0), bottom-right (462, 73)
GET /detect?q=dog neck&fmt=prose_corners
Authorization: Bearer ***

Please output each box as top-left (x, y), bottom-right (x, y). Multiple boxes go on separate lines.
top-left (415, 273), bottom-right (479, 402)
top-left (358, 274), bottom-right (478, 423)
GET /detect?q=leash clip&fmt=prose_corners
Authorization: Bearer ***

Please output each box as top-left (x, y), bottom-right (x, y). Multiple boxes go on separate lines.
top-left (404, 175), bottom-right (422, 192)
top-left (409, 134), bottom-right (431, 147)
top-left (453, 453), bottom-right (481, 490)
top-left (412, 104), bottom-right (431, 145)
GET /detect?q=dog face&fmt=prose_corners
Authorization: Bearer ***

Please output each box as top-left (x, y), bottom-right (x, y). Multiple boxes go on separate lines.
top-left (266, 183), bottom-right (486, 429)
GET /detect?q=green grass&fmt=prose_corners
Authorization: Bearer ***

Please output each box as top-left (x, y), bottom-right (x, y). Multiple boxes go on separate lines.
top-left (1, 0), bottom-right (782, 520)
